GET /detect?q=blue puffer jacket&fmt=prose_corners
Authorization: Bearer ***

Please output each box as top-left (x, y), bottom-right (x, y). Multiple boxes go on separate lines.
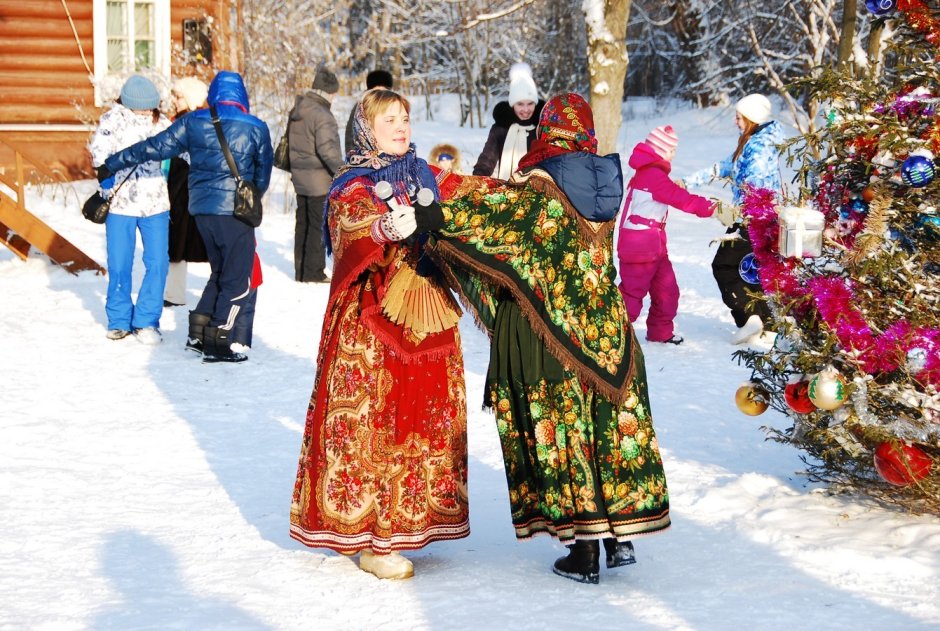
top-left (684, 120), bottom-right (784, 205)
top-left (536, 151), bottom-right (623, 222)
top-left (105, 71), bottom-right (273, 216)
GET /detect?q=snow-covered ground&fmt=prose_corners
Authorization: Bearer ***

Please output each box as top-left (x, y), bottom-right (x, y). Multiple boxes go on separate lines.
top-left (1, 98), bottom-right (938, 631)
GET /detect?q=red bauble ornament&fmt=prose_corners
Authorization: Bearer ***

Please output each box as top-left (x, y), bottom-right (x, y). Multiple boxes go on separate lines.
top-left (873, 442), bottom-right (932, 487)
top-left (784, 380), bottom-right (816, 414)
top-left (861, 186), bottom-right (875, 203)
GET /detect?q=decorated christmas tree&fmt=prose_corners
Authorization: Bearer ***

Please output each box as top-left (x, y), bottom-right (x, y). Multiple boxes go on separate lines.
top-left (735, 0), bottom-right (939, 513)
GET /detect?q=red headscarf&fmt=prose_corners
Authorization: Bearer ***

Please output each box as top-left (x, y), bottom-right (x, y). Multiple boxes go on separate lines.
top-left (517, 92), bottom-right (598, 170)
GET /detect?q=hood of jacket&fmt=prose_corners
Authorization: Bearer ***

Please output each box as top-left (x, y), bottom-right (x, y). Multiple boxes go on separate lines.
top-left (628, 142), bottom-right (673, 174)
top-left (208, 71), bottom-right (250, 113)
top-left (537, 151), bottom-right (623, 222)
top-left (492, 99), bottom-right (546, 128)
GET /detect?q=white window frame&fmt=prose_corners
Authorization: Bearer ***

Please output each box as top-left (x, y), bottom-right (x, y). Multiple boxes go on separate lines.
top-left (92, 0), bottom-right (171, 106)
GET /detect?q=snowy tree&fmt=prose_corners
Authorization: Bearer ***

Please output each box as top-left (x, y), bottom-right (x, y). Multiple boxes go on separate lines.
top-left (583, 0), bottom-right (631, 154)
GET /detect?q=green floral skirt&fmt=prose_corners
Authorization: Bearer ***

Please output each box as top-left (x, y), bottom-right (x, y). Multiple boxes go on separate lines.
top-left (487, 299), bottom-right (671, 542)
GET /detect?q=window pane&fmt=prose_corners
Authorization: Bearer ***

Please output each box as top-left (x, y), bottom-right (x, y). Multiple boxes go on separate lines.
top-left (107, 2), bottom-right (128, 72)
top-left (106, 2), bottom-right (127, 37)
top-left (107, 40), bottom-right (127, 72)
top-left (134, 41), bottom-right (155, 69)
top-left (134, 2), bottom-right (154, 38)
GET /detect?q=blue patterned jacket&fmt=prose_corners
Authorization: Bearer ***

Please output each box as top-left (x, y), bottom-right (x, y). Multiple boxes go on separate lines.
top-left (685, 120), bottom-right (784, 205)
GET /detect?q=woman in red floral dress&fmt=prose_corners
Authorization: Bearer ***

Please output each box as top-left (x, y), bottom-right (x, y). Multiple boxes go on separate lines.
top-left (290, 89), bottom-right (469, 580)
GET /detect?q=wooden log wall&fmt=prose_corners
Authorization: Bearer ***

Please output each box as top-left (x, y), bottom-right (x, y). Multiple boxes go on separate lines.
top-left (0, 1), bottom-right (96, 124)
top-left (0, 0), bottom-right (233, 178)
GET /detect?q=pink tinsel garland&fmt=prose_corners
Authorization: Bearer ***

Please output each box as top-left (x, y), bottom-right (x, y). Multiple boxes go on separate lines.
top-left (740, 188), bottom-right (940, 385)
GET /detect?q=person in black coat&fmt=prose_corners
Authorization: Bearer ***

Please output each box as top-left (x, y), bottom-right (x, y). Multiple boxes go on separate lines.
top-left (164, 77), bottom-right (209, 307)
top-left (472, 63), bottom-right (544, 180)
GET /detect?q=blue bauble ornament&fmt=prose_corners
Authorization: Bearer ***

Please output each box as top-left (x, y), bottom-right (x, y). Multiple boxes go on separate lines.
top-left (901, 154), bottom-right (936, 187)
top-left (865, 0), bottom-right (895, 15)
top-left (888, 227), bottom-right (917, 252)
top-left (916, 214), bottom-right (940, 241)
top-left (739, 252), bottom-right (760, 285)
top-left (850, 198), bottom-right (869, 214)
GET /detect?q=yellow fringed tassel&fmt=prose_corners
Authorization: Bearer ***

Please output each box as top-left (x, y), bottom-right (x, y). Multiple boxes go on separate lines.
top-left (382, 263), bottom-right (460, 336)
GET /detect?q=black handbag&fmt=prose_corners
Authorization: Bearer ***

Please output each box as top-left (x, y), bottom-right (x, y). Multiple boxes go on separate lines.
top-left (210, 106), bottom-right (263, 228)
top-left (273, 127), bottom-right (290, 171)
top-left (81, 165), bottom-right (139, 224)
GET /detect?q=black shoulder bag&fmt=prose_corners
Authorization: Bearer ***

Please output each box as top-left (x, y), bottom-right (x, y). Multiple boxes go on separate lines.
top-left (81, 165), bottom-right (139, 224)
top-left (274, 122), bottom-right (290, 171)
top-left (210, 106), bottom-right (263, 228)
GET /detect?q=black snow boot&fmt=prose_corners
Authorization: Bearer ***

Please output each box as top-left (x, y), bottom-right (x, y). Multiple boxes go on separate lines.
top-left (202, 326), bottom-right (248, 364)
top-left (603, 538), bottom-right (636, 568)
top-left (186, 311), bottom-right (211, 354)
top-left (552, 540), bottom-right (600, 584)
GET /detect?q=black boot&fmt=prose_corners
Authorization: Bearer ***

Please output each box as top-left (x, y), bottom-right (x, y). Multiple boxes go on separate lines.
top-left (603, 538), bottom-right (636, 568)
top-left (202, 326), bottom-right (248, 363)
top-left (552, 540), bottom-right (599, 584)
top-left (186, 311), bottom-right (211, 354)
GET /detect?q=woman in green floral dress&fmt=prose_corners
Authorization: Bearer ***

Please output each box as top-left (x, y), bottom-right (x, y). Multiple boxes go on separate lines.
top-left (428, 93), bottom-right (670, 584)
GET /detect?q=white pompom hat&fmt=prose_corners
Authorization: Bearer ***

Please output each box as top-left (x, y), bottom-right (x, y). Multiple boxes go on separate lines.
top-left (508, 62), bottom-right (539, 106)
top-left (735, 93), bottom-right (772, 125)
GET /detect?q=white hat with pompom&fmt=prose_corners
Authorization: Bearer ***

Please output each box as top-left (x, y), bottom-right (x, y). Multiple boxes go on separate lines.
top-left (508, 62), bottom-right (539, 106)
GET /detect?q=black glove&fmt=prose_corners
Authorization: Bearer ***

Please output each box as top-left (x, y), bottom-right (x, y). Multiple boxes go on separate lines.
top-left (414, 200), bottom-right (445, 233)
top-left (96, 165), bottom-right (113, 183)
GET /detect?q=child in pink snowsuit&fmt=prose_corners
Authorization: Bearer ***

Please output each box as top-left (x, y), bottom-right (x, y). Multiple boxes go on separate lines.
top-left (617, 125), bottom-right (715, 345)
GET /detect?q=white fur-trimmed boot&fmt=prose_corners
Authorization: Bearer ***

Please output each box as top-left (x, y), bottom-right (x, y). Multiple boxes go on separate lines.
top-left (359, 550), bottom-right (414, 580)
top-left (731, 315), bottom-right (763, 345)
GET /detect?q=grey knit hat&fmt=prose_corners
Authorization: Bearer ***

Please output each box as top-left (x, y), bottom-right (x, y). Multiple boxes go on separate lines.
top-left (312, 67), bottom-right (339, 94)
top-left (120, 75), bottom-right (161, 110)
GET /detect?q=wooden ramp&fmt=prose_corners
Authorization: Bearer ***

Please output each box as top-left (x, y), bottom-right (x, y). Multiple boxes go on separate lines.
top-left (0, 139), bottom-right (104, 275)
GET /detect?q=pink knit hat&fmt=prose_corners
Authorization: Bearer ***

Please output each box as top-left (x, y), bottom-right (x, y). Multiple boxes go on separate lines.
top-left (645, 125), bottom-right (679, 159)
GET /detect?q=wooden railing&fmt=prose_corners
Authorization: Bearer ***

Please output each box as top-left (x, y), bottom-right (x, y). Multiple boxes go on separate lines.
top-left (0, 137), bottom-right (104, 275)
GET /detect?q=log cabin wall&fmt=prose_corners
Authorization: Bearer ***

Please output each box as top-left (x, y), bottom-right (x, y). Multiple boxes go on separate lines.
top-left (0, 0), bottom-right (235, 180)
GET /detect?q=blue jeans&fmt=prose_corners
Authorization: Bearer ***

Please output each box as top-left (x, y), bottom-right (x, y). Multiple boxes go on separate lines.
top-left (105, 212), bottom-right (170, 330)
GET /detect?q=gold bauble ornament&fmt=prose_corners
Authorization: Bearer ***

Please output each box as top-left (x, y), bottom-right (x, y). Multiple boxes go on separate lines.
top-left (735, 382), bottom-right (769, 416)
top-left (808, 369), bottom-right (847, 411)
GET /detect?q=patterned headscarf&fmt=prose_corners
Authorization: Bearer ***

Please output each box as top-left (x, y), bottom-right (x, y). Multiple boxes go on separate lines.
top-left (325, 98), bottom-right (438, 255)
top-left (342, 102), bottom-right (403, 171)
top-left (518, 92), bottom-right (598, 171)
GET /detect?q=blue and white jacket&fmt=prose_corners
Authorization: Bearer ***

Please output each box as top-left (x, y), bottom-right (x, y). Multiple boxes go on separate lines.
top-left (89, 105), bottom-right (171, 217)
top-left (684, 120), bottom-right (784, 206)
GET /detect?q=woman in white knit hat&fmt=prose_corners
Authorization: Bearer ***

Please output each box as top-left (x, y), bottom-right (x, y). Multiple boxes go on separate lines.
top-left (472, 63), bottom-right (545, 179)
top-left (684, 93), bottom-right (785, 346)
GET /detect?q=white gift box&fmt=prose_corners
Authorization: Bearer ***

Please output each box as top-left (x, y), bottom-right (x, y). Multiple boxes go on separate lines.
top-left (778, 206), bottom-right (825, 258)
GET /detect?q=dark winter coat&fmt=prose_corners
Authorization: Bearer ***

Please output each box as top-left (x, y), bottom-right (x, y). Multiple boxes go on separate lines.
top-left (344, 107), bottom-right (356, 155)
top-left (167, 153), bottom-right (208, 263)
top-left (534, 151), bottom-right (623, 222)
top-left (288, 90), bottom-right (344, 197)
top-left (105, 71), bottom-right (274, 217)
top-left (472, 99), bottom-right (545, 177)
